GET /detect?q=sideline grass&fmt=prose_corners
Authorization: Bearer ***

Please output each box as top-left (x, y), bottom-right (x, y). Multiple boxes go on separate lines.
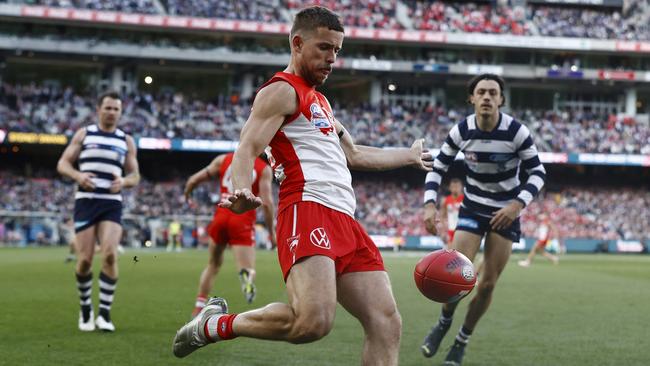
top-left (1, 247), bottom-right (648, 365)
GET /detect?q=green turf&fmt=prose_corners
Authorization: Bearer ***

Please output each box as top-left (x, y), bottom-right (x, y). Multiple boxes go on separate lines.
top-left (0, 247), bottom-right (648, 366)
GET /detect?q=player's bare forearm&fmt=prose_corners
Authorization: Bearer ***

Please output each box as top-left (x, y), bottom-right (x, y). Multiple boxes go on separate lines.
top-left (423, 202), bottom-right (440, 235)
top-left (263, 204), bottom-right (275, 236)
top-left (348, 145), bottom-right (419, 171)
top-left (231, 146), bottom-right (257, 191)
top-left (57, 158), bottom-right (80, 181)
top-left (338, 122), bottom-right (431, 171)
top-left (57, 128), bottom-right (85, 181)
top-left (122, 172), bottom-right (140, 188)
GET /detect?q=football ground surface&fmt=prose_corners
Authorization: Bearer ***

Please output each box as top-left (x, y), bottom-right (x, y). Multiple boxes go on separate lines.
top-left (1, 247), bottom-right (648, 366)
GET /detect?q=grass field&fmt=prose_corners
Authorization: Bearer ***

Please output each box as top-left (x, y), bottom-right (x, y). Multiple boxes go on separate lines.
top-left (1, 247), bottom-right (649, 366)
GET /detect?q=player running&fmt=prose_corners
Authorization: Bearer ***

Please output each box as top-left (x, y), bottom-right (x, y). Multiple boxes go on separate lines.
top-left (57, 91), bottom-right (140, 332)
top-left (421, 74), bottom-right (546, 365)
top-left (441, 178), bottom-right (464, 246)
top-left (518, 214), bottom-right (559, 267)
top-left (172, 6), bottom-right (432, 366)
top-left (183, 152), bottom-right (276, 316)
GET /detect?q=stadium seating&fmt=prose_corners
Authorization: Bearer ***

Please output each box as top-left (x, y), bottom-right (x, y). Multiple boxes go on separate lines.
top-left (1, 171), bottom-right (648, 242)
top-left (2, 83), bottom-right (648, 154)
top-left (15, 0), bottom-right (650, 39)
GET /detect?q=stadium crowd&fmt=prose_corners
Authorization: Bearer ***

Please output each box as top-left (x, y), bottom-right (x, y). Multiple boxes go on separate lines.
top-left (531, 4), bottom-right (650, 41)
top-left (14, 0), bottom-right (650, 40)
top-left (2, 82), bottom-right (649, 154)
top-left (165, 0), bottom-right (283, 22)
top-left (285, 0), bottom-right (403, 30)
top-left (1, 171), bottom-right (649, 244)
top-left (407, 1), bottom-right (529, 35)
top-left (26, 0), bottom-right (159, 14)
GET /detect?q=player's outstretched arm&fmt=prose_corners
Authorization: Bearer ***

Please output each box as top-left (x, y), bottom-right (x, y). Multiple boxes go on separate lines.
top-left (258, 165), bottom-right (277, 248)
top-left (423, 202), bottom-right (441, 235)
top-left (183, 155), bottom-right (224, 201)
top-left (57, 128), bottom-right (96, 191)
top-left (111, 135), bottom-right (141, 193)
top-left (336, 121), bottom-right (433, 171)
top-left (220, 81), bottom-right (296, 214)
top-left (422, 125), bottom-right (462, 234)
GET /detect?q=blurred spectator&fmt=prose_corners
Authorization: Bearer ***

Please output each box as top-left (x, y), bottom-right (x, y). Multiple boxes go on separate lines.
top-left (10, 0), bottom-right (650, 40)
top-left (1, 171), bottom-right (649, 241)
top-left (406, 1), bottom-right (529, 35)
top-left (285, 0), bottom-right (403, 29)
top-left (2, 82), bottom-right (649, 154)
top-left (531, 4), bottom-right (650, 41)
top-left (166, 0), bottom-right (283, 22)
top-left (30, 0), bottom-right (159, 14)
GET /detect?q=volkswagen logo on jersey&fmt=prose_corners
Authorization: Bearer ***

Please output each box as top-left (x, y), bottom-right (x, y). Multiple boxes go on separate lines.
top-left (309, 103), bottom-right (334, 136)
top-left (309, 227), bottom-right (331, 249)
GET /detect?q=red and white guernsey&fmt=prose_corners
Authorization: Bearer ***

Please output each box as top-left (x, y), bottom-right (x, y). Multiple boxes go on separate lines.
top-left (444, 194), bottom-right (464, 230)
top-left (216, 152), bottom-right (267, 221)
top-left (259, 72), bottom-right (355, 217)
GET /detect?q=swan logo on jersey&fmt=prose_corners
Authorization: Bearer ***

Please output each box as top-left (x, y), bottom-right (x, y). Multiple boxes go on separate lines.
top-left (287, 234), bottom-right (300, 263)
top-left (309, 103), bottom-right (334, 136)
top-left (309, 227), bottom-right (331, 249)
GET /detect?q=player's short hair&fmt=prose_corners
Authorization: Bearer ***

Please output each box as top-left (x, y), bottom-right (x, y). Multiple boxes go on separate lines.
top-left (97, 91), bottom-right (121, 107)
top-left (467, 73), bottom-right (506, 107)
top-left (290, 6), bottom-right (344, 38)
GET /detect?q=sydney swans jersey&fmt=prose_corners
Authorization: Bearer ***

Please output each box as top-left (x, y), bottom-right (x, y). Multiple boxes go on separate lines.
top-left (217, 152), bottom-right (267, 220)
top-left (259, 72), bottom-right (355, 217)
top-left (444, 194), bottom-right (463, 230)
top-left (75, 125), bottom-right (127, 201)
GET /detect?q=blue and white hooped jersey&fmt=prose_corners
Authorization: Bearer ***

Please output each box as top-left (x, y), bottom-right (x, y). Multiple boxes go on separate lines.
top-left (75, 125), bottom-right (127, 201)
top-left (424, 113), bottom-right (546, 217)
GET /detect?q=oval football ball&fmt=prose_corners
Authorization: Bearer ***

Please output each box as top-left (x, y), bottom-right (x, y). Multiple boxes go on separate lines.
top-left (414, 249), bottom-right (477, 303)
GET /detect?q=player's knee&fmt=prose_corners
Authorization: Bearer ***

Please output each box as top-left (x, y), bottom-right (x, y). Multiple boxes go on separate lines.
top-left (477, 280), bottom-right (496, 298)
top-left (77, 258), bottom-right (92, 273)
top-left (289, 313), bottom-right (334, 343)
top-left (370, 306), bottom-right (402, 342)
top-left (382, 308), bottom-right (402, 342)
top-left (103, 251), bottom-right (117, 267)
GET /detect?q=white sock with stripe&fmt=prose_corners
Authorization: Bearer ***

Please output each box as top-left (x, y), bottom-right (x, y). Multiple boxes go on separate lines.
top-left (98, 272), bottom-right (117, 321)
top-left (75, 272), bottom-right (93, 322)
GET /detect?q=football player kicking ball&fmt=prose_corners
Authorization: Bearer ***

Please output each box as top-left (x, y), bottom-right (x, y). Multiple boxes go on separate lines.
top-left (172, 6), bottom-right (432, 366)
top-left (421, 74), bottom-right (546, 365)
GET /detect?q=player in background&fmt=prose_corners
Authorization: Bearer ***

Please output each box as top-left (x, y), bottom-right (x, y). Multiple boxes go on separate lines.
top-left (57, 91), bottom-right (140, 332)
top-left (166, 217), bottom-right (182, 252)
top-left (421, 74), bottom-right (546, 365)
top-left (183, 152), bottom-right (276, 316)
top-left (62, 217), bottom-right (77, 263)
top-left (441, 178), bottom-right (464, 247)
top-left (172, 7), bottom-right (432, 366)
top-left (518, 215), bottom-right (559, 267)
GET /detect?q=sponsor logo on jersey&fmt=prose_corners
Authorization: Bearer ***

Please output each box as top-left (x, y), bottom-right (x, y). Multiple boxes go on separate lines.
top-left (309, 227), bottom-right (331, 249)
top-left (287, 234), bottom-right (300, 263)
top-left (309, 103), bottom-right (334, 136)
top-left (489, 153), bottom-right (512, 162)
top-left (464, 152), bottom-right (477, 162)
top-left (457, 218), bottom-right (479, 229)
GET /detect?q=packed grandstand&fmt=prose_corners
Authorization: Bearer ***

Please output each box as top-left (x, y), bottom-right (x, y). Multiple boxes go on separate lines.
top-left (7, 0), bottom-right (649, 40)
top-left (1, 0), bottom-right (649, 249)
